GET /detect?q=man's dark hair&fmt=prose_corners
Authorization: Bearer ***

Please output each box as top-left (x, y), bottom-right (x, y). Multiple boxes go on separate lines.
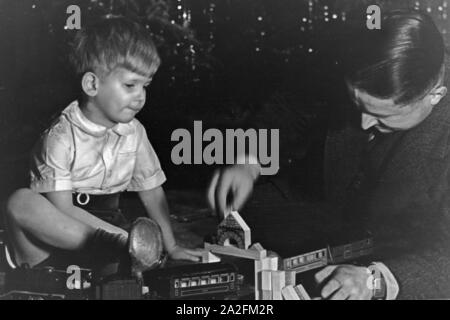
top-left (345, 10), bottom-right (446, 105)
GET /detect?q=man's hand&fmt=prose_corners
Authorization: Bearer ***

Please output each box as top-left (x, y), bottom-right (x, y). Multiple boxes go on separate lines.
top-left (314, 265), bottom-right (373, 300)
top-left (207, 165), bottom-right (259, 217)
top-left (168, 244), bottom-right (203, 262)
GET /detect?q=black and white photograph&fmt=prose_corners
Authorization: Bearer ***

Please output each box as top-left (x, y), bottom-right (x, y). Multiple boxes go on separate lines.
top-left (0, 0), bottom-right (450, 302)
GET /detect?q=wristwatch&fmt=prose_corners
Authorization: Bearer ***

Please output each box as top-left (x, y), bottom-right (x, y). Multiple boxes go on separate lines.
top-left (369, 265), bottom-right (387, 300)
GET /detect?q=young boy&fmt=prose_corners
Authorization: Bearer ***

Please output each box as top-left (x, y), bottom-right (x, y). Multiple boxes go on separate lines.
top-left (4, 17), bottom-right (202, 270)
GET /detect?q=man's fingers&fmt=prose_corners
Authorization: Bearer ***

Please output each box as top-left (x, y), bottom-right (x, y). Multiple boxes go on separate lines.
top-left (216, 171), bottom-right (232, 216)
top-left (315, 265), bottom-right (338, 284)
top-left (329, 288), bottom-right (350, 300)
top-left (321, 278), bottom-right (341, 299)
top-left (207, 170), bottom-right (220, 214)
top-left (232, 178), bottom-right (253, 212)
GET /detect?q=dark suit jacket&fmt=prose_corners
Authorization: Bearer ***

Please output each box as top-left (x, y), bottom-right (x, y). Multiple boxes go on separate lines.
top-left (324, 91), bottom-right (450, 299)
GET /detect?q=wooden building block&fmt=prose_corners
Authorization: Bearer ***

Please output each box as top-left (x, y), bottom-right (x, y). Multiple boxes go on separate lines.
top-left (281, 285), bottom-right (300, 300)
top-left (261, 290), bottom-right (272, 300)
top-left (217, 211), bottom-right (251, 249)
top-left (254, 261), bottom-right (262, 300)
top-left (285, 271), bottom-right (296, 286)
top-left (201, 250), bottom-right (221, 263)
top-left (271, 271), bottom-right (286, 300)
top-left (261, 270), bottom-right (272, 290)
top-left (259, 271), bottom-right (273, 300)
top-left (254, 253), bottom-right (279, 300)
top-left (204, 243), bottom-right (265, 260)
top-left (251, 242), bottom-right (265, 252)
top-left (257, 254), bottom-right (279, 271)
top-left (294, 284), bottom-right (311, 300)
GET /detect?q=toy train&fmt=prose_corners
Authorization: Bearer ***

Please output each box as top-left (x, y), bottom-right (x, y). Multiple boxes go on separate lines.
top-left (0, 262), bottom-right (240, 300)
top-left (282, 237), bottom-right (374, 274)
top-left (143, 262), bottom-right (240, 300)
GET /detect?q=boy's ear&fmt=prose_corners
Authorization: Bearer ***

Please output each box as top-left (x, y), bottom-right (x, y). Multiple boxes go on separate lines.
top-left (429, 86), bottom-right (447, 106)
top-left (81, 72), bottom-right (99, 97)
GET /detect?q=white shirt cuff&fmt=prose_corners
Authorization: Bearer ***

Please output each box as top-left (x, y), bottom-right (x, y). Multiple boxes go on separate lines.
top-left (30, 179), bottom-right (73, 193)
top-left (127, 170), bottom-right (166, 192)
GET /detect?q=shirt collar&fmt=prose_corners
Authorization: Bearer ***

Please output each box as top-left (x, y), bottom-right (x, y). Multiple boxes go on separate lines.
top-left (62, 101), bottom-right (135, 137)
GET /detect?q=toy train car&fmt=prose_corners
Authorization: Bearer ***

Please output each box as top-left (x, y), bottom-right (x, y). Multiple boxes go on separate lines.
top-left (329, 237), bottom-right (374, 264)
top-left (282, 248), bottom-right (328, 273)
top-left (282, 237), bottom-right (374, 274)
top-left (143, 262), bottom-right (240, 300)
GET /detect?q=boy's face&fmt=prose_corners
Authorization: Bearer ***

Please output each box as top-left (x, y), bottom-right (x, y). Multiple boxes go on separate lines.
top-left (93, 67), bottom-right (153, 127)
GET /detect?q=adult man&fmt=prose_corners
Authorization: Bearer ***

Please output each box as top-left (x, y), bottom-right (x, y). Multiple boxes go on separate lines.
top-left (208, 11), bottom-right (450, 299)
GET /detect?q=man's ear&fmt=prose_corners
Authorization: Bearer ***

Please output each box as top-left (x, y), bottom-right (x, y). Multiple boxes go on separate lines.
top-left (429, 86), bottom-right (447, 106)
top-left (81, 72), bottom-right (99, 97)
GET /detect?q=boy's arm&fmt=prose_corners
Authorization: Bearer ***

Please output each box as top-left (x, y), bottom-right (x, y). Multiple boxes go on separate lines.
top-left (137, 187), bottom-right (176, 252)
top-left (129, 121), bottom-right (200, 261)
top-left (45, 191), bottom-right (128, 237)
top-left (138, 186), bottom-right (201, 262)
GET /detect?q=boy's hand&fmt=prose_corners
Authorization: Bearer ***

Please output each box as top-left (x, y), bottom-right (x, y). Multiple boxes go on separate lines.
top-left (168, 244), bottom-right (203, 262)
top-left (207, 165), bottom-right (259, 217)
top-left (314, 265), bottom-right (373, 300)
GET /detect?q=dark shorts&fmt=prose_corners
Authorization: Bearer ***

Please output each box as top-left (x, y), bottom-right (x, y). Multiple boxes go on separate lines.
top-left (32, 192), bottom-right (129, 270)
top-left (72, 192), bottom-right (130, 230)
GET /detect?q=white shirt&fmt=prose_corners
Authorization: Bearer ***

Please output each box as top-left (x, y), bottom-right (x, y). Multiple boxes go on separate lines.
top-left (30, 101), bottom-right (166, 194)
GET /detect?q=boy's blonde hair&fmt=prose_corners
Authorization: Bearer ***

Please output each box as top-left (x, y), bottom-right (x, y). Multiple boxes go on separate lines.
top-left (69, 16), bottom-right (160, 80)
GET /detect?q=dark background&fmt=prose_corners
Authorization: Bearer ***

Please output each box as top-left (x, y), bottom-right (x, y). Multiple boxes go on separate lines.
top-left (0, 0), bottom-right (449, 200)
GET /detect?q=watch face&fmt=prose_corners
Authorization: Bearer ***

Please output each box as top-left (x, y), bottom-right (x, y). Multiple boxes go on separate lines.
top-left (373, 277), bottom-right (387, 300)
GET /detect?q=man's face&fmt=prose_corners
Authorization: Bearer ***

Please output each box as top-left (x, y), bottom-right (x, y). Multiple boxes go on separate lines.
top-left (350, 87), bottom-right (434, 133)
top-left (94, 67), bottom-right (153, 126)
